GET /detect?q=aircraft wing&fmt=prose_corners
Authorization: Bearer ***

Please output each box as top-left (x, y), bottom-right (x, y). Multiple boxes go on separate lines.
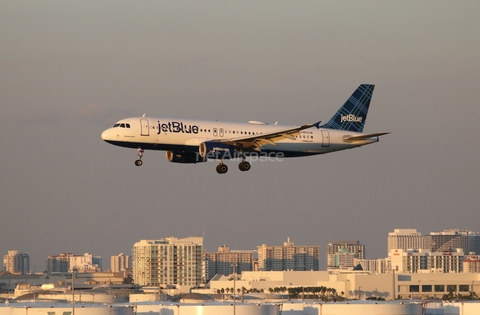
top-left (217, 121), bottom-right (321, 151)
top-left (344, 132), bottom-right (390, 142)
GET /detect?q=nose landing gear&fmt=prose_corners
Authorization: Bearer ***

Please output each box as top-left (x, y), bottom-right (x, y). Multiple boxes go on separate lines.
top-left (135, 148), bottom-right (144, 166)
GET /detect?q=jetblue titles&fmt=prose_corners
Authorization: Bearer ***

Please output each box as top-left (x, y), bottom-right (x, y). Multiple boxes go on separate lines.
top-left (157, 121), bottom-right (199, 134)
top-left (340, 114), bottom-right (363, 123)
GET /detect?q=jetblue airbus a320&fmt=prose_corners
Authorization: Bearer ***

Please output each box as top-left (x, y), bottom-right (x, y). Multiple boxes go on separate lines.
top-left (101, 84), bottom-right (389, 174)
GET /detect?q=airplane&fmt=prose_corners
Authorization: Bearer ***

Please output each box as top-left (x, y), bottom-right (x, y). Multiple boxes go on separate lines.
top-left (101, 84), bottom-right (389, 174)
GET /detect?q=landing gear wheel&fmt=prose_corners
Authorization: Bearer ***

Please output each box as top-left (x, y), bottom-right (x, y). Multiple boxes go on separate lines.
top-left (216, 164), bottom-right (228, 174)
top-left (239, 161), bottom-right (251, 172)
top-left (135, 148), bottom-right (144, 166)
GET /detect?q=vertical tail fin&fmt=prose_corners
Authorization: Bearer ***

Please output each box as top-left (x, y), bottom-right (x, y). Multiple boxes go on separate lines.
top-left (320, 84), bottom-right (374, 133)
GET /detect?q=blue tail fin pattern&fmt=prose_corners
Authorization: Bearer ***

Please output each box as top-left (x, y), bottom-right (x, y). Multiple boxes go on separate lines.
top-left (320, 84), bottom-right (374, 133)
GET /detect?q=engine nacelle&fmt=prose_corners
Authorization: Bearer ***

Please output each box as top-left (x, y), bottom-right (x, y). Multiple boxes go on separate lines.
top-left (166, 151), bottom-right (206, 164)
top-left (199, 141), bottom-right (237, 160)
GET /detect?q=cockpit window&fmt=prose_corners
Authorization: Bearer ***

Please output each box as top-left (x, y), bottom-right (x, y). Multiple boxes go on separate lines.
top-left (113, 122), bottom-right (131, 128)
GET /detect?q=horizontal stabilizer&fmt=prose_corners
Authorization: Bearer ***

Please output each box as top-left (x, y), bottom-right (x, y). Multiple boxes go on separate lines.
top-left (344, 132), bottom-right (390, 141)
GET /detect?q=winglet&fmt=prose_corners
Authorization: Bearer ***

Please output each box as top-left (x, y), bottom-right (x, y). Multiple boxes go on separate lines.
top-left (313, 121), bottom-right (322, 129)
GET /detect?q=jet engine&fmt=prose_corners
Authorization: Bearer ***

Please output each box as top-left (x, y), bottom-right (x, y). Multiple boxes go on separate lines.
top-left (166, 151), bottom-right (206, 164)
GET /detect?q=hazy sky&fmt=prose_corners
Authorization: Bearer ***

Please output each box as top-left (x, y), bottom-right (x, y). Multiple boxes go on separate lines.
top-left (1, 1), bottom-right (479, 271)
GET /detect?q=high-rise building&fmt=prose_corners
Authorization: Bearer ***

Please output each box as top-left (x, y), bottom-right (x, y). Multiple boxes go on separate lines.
top-left (133, 237), bottom-right (204, 287)
top-left (46, 253), bottom-right (102, 273)
top-left (257, 237), bottom-right (319, 271)
top-left (111, 253), bottom-right (131, 273)
top-left (327, 240), bottom-right (365, 269)
top-left (3, 250), bottom-right (30, 274)
top-left (388, 229), bottom-right (424, 252)
top-left (424, 229), bottom-right (480, 254)
top-left (204, 245), bottom-right (254, 282)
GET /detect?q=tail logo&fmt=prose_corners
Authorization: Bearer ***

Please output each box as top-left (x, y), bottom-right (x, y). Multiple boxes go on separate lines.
top-left (340, 114), bottom-right (363, 123)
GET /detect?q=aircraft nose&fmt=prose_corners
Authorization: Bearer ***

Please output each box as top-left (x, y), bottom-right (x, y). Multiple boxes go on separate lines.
top-left (101, 129), bottom-right (112, 141)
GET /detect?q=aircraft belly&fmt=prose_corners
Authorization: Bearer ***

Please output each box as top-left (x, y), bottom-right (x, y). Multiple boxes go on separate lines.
top-left (261, 142), bottom-right (352, 156)
top-left (262, 142), bottom-right (324, 153)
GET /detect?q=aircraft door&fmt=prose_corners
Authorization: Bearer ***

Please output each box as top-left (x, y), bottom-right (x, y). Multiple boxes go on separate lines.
top-left (321, 130), bottom-right (330, 147)
top-left (140, 119), bottom-right (149, 136)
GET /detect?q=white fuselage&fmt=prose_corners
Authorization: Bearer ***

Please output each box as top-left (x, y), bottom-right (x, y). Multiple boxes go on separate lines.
top-left (101, 117), bottom-right (379, 157)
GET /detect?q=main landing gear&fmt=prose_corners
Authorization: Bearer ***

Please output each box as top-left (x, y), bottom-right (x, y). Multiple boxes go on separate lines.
top-left (215, 160), bottom-right (251, 174)
top-left (135, 148), bottom-right (144, 166)
top-left (238, 160), bottom-right (251, 172)
top-left (216, 163), bottom-right (228, 174)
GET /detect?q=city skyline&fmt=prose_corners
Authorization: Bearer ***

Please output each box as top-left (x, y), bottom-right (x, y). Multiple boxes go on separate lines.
top-left (3, 228), bottom-right (479, 273)
top-left (1, 2), bottom-right (479, 273)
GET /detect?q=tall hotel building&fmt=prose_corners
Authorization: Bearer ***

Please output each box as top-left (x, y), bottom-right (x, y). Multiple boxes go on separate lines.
top-left (133, 237), bottom-right (203, 287)
top-left (257, 238), bottom-right (319, 271)
top-left (388, 228), bottom-right (424, 252)
top-left (204, 245), bottom-right (254, 282)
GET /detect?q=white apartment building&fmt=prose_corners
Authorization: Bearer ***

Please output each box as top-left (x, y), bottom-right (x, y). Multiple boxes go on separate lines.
top-left (111, 253), bottom-right (131, 273)
top-left (257, 237), bottom-right (319, 271)
top-left (389, 248), bottom-right (464, 273)
top-left (3, 250), bottom-right (30, 275)
top-left (388, 229), bottom-right (424, 252)
top-left (133, 237), bottom-right (204, 287)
